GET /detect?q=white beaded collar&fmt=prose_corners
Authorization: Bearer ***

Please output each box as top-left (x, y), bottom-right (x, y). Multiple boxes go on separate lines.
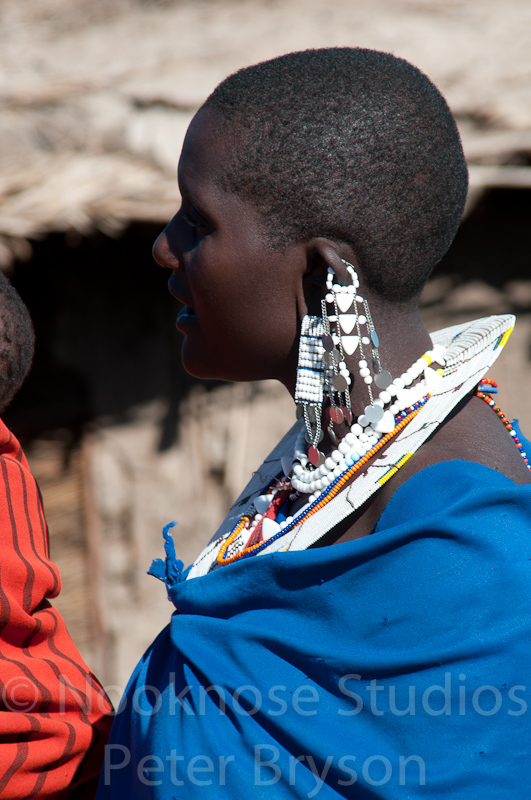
top-left (187, 315), bottom-right (514, 579)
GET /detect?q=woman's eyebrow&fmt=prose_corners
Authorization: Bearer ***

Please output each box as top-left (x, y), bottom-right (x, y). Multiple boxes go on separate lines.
top-left (177, 172), bottom-right (190, 199)
top-left (177, 174), bottom-right (205, 209)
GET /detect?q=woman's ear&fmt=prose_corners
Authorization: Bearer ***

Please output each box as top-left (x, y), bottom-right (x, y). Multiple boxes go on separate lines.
top-left (302, 238), bottom-right (361, 316)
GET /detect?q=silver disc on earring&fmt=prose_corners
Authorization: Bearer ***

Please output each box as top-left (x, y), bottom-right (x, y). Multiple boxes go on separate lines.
top-left (329, 407), bottom-right (344, 424)
top-left (375, 370), bottom-right (393, 389)
top-left (342, 408), bottom-right (353, 425)
top-left (308, 446), bottom-right (325, 467)
top-left (332, 374), bottom-right (349, 392)
top-left (327, 426), bottom-right (338, 445)
top-left (364, 404), bottom-right (384, 423)
top-left (323, 350), bottom-right (340, 367)
top-left (322, 334), bottom-right (334, 352)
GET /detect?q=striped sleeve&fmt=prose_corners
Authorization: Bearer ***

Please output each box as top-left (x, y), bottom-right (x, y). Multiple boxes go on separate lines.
top-left (0, 423), bottom-right (113, 799)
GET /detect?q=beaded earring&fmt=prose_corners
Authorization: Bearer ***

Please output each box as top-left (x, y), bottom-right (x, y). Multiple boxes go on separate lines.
top-left (296, 260), bottom-right (398, 469)
top-left (324, 260), bottom-right (394, 428)
top-left (321, 267), bottom-right (355, 444)
top-left (294, 315), bottom-right (326, 462)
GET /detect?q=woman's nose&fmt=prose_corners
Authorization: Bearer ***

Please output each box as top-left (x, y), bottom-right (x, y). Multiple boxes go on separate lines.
top-left (152, 224), bottom-right (180, 270)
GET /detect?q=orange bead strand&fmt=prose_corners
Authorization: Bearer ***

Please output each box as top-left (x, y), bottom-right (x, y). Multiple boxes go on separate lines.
top-left (217, 405), bottom-right (423, 565)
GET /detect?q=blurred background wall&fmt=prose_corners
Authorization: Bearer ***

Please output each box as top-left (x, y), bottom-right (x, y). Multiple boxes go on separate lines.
top-left (1, 0), bottom-right (530, 693)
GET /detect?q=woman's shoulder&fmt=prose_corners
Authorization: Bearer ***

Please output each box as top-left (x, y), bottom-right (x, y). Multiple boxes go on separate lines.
top-left (370, 394), bottom-right (531, 537)
top-left (376, 456), bottom-right (531, 542)
top-left (402, 392), bottom-right (530, 480)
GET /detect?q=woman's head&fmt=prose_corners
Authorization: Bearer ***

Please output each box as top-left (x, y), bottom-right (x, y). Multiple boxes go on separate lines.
top-left (154, 47), bottom-right (466, 386)
top-left (202, 47), bottom-right (468, 304)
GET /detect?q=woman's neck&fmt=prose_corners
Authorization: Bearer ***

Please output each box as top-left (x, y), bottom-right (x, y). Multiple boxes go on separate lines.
top-left (348, 306), bottom-right (432, 416)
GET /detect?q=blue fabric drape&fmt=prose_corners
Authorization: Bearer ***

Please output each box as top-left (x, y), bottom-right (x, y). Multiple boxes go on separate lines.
top-left (98, 460), bottom-right (531, 798)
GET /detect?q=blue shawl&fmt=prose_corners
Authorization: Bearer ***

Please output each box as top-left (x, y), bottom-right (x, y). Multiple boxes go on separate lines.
top-left (97, 460), bottom-right (531, 798)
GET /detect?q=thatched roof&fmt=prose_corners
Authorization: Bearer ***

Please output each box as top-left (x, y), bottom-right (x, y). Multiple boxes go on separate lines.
top-left (1, 0), bottom-right (531, 266)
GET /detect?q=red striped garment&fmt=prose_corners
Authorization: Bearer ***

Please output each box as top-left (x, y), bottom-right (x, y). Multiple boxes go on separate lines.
top-left (0, 419), bottom-right (113, 799)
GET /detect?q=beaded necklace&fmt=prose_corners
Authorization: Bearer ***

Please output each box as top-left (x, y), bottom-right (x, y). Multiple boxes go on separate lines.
top-left (217, 398), bottom-right (429, 565)
top-left (218, 338), bottom-right (445, 565)
top-left (187, 315), bottom-right (517, 579)
top-left (476, 378), bottom-right (530, 469)
top-left (218, 374), bottom-right (528, 567)
top-left (229, 338), bottom-right (443, 555)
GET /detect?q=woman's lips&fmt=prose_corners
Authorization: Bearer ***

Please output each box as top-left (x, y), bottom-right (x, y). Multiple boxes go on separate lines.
top-left (168, 275), bottom-right (196, 328)
top-left (176, 305), bottom-right (197, 331)
top-left (177, 305), bottom-right (196, 320)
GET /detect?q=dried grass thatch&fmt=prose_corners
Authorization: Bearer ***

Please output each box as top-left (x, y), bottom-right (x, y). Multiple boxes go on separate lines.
top-left (1, 0), bottom-right (531, 266)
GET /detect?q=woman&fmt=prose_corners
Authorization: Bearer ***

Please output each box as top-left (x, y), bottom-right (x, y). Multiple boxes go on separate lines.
top-left (98, 48), bottom-right (531, 797)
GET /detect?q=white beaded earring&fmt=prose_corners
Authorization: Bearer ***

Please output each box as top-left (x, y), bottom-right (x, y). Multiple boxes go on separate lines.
top-left (289, 260), bottom-right (450, 500)
top-left (321, 274), bottom-right (354, 443)
top-left (294, 315), bottom-right (326, 463)
top-left (296, 260), bottom-right (395, 468)
top-left (326, 260), bottom-right (394, 426)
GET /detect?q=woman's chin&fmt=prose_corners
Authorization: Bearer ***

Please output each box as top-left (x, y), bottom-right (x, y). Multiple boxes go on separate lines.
top-left (181, 350), bottom-right (211, 380)
top-left (180, 340), bottom-right (226, 381)
top-left (180, 335), bottom-right (288, 383)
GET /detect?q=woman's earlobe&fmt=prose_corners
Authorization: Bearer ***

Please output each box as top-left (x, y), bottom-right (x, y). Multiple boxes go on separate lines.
top-left (302, 269), bottom-right (326, 317)
top-left (304, 267), bottom-right (326, 290)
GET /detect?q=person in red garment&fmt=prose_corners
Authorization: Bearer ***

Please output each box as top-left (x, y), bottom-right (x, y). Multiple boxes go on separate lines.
top-left (0, 271), bottom-right (113, 798)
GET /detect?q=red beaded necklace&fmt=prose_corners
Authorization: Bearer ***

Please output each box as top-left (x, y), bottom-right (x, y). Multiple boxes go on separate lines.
top-left (476, 379), bottom-right (530, 469)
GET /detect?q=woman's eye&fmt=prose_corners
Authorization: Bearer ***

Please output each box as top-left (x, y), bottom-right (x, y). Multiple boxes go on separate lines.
top-left (183, 207), bottom-right (207, 232)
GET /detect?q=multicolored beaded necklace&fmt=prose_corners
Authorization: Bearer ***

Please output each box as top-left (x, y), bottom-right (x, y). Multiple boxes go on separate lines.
top-left (185, 316), bottom-right (519, 578)
top-left (476, 378), bottom-right (530, 469)
top-left (217, 395), bottom-right (430, 565)
top-left (217, 377), bottom-right (529, 566)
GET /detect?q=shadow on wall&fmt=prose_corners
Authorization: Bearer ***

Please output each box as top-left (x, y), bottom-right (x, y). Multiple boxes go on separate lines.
top-left (3, 187), bottom-right (531, 451)
top-left (4, 221), bottom-right (225, 451)
top-left (423, 188), bottom-right (531, 314)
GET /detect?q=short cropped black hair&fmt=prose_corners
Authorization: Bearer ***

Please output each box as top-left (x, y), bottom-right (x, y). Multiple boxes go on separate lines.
top-left (203, 48), bottom-right (468, 303)
top-left (0, 272), bottom-right (35, 412)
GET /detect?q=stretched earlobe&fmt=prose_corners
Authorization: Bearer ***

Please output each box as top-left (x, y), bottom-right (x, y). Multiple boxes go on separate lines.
top-left (301, 263), bottom-right (326, 319)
